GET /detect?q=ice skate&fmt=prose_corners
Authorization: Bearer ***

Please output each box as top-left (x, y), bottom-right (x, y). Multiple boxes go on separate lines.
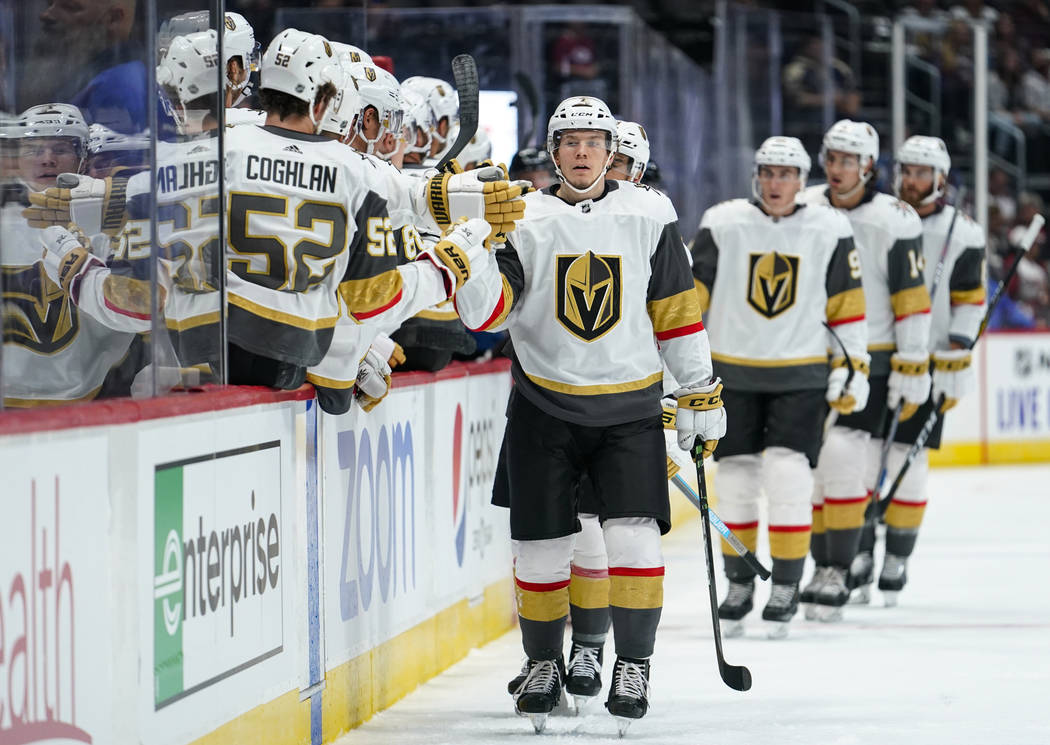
top-left (879, 553), bottom-right (908, 607)
top-left (718, 579), bottom-right (754, 638)
top-left (605, 657), bottom-right (651, 736)
top-left (513, 657), bottom-right (565, 732)
top-left (507, 658), bottom-right (530, 695)
top-left (814, 566), bottom-right (850, 622)
top-left (801, 566), bottom-right (831, 620)
top-left (565, 642), bottom-right (603, 712)
top-left (847, 551), bottom-right (874, 605)
top-left (762, 582), bottom-right (799, 639)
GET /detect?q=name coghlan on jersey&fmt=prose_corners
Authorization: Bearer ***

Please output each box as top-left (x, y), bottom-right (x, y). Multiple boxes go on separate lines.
top-left (157, 154), bottom-right (219, 193)
top-left (245, 154), bottom-right (338, 193)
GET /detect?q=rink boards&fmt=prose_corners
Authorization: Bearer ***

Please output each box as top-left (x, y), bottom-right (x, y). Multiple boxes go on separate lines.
top-left (0, 362), bottom-right (517, 745)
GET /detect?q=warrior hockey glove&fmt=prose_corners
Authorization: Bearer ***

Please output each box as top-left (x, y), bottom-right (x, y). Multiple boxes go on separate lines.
top-left (40, 225), bottom-right (103, 298)
top-left (355, 345), bottom-right (393, 413)
top-left (425, 165), bottom-right (529, 240)
top-left (24, 173), bottom-right (128, 236)
top-left (826, 356), bottom-right (871, 414)
top-left (417, 217), bottom-right (492, 297)
top-left (931, 348), bottom-right (974, 413)
top-left (888, 352), bottom-right (932, 421)
top-left (674, 379), bottom-right (727, 458)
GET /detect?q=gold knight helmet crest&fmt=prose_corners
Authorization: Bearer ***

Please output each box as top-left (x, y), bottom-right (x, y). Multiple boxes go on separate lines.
top-left (555, 251), bottom-right (622, 341)
top-left (747, 251), bottom-right (799, 318)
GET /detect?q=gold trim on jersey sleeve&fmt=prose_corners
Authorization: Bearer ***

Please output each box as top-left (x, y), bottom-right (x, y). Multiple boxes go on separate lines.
top-left (647, 287), bottom-right (703, 335)
top-left (693, 278), bottom-right (711, 314)
top-left (228, 292), bottom-right (339, 330)
top-left (484, 274), bottom-right (515, 329)
top-left (165, 311), bottom-right (221, 331)
top-left (414, 307), bottom-right (460, 321)
top-left (525, 370), bottom-right (663, 396)
top-left (890, 284), bottom-right (931, 319)
top-left (305, 371), bottom-right (356, 389)
top-left (712, 352), bottom-right (829, 368)
top-left (949, 286), bottom-right (986, 306)
top-left (103, 274), bottom-right (159, 317)
top-left (826, 286), bottom-right (865, 325)
top-left (339, 270), bottom-right (404, 319)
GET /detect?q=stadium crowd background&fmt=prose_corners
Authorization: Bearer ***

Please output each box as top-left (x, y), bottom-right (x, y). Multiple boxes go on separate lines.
top-left (1, 0), bottom-right (1048, 411)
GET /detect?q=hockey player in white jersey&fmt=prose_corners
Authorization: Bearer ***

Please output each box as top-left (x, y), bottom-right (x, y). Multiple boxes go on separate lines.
top-left (849, 136), bottom-right (986, 605)
top-left (455, 95), bottom-right (726, 734)
top-left (224, 29), bottom-right (527, 401)
top-left (500, 116), bottom-right (661, 709)
top-left (798, 120), bottom-right (932, 621)
top-left (1, 103), bottom-right (146, 405)
top-left (692, 136), bottom-right (869, 638)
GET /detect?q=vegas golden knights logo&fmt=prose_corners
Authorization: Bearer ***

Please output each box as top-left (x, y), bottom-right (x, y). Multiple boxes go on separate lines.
top-left (747, 251), bottom-right (799, 319)
top-left (224, 16), bottom-right (236, 31)
top-left (2, 265), bottom-right (80, 354)
top-left (364, 66), bottom-right (377, 82)
top-left (555, 251), bottom-right (622, 341)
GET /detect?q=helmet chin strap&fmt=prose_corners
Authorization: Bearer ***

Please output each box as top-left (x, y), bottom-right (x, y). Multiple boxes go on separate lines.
top-left (751, 170), bottom-right (805, 216)
top-left (831, 159), bottom-right (873, 202)
top-left (556, 151), bottom-right (614, 196)
top-left (893, 167), bottom-right (944, 206)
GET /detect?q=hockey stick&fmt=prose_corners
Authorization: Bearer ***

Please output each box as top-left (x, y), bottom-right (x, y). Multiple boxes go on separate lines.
top-left (434, 54), bottom-right (479, 172)
top-left (822, 321), bottom-right (855, 441)
top-left (670, 473), bottom-right (772, 580)
top-left (692, 447), bottom-right (752, 692)
top-left (513, 72), bottom-right (540, 148)
top-left (877, 212), bottom-right (1046, 513)
top-left (871, 187), bottom-right (965, 504)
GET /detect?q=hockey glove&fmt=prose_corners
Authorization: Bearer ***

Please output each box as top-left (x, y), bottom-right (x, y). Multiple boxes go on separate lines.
top-left (355, 346), bottom-right (393, 413)
top-left (417, 218), bottom-right (492, 297)
top-left (368, 332), bottom-right (406, 369)
top-left (931, 349), bottom-right (974, 413)
top-left (674, 378), bottom-right (727, 458)
top-left (40, 225), bottom-right (103, 298)
top-left (826, 357), bottom-right (871, 414)
top-left (24, 173), bottom-right (128, 236)
top-left (425, 165), bottom-right (529, 239)
top-left (888, 352), bottom-right (932, 421)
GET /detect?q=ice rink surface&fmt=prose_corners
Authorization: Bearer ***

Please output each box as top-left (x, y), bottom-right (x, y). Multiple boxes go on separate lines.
top-left (335, 465), bottom-right (1050, 745)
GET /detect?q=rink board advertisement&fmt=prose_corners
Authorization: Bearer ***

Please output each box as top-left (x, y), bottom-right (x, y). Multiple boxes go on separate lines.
top-left (983, 332), bottom-right (1050, 446)
top-left (0, 436), bottom-right (115, 745)
top-left (136, 407), bottom-right (302, 745)
top-left (322, 368), bottom-right (513, 670)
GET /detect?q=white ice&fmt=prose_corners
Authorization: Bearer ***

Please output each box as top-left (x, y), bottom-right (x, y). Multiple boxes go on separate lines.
top-left (333, 465), bottom-right (1050, 745)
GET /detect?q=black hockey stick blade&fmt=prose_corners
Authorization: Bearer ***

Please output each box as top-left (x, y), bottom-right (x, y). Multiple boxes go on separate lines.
top-left (435, 54), bottom-right (479, 172)
top-left (693, 449), bottom-right (753, 692)
top-left (513, 71), bottom-right (540, 148)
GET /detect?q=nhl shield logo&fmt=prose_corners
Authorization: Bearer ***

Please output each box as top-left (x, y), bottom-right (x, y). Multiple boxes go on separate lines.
top-left (555, 251), bottom-right (622, 341)
top-left (747, 251), bottom-right (799, 319)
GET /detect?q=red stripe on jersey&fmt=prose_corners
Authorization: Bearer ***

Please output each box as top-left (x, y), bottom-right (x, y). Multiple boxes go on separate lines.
top-left (355, 288), bottom-right (403, 321)
top-left (463, 289), bottom-right (505, 332)
top-left (828, 314), bottom-right (865, 327)
top-left (515, 577), bottom-right (571, 593)
top-left (811, 505), bottom-right (824, 512)
top-left (824, 496), bottom-right (870, 505)
top-left (895, 308), bottom-right (931, 321)
top-left (104, 297), bottom-right (150, 320)
top-left (570, 564), bottom-right (610, 579)
top-left (889, 499), bottom-right (928, 508)
top-left (768, 524), bottom-right (811, 533)
top-left (655, 321), bottom-right (705, 341)
top-left (723, 520), bottom-right (759, 531)
top-left (608, 566), bottom-right (665, 578)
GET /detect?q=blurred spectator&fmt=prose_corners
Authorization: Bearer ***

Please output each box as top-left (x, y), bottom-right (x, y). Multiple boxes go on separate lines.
top-left (550, 23), bottom-right (608, 102)
top-left (782, 35), bottom-right (860, 155)
top-left (32, 0), bottom-right (147, 133)
top-left (989, 168), bottom-right (1018, 222)
top-left (949, 1), bottom-right (998, 28)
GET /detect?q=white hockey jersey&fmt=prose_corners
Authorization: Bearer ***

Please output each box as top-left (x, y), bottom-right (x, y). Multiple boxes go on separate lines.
top-left (455, 180), bottom-right (711, 426)
top-left (223, 124), bottom-right (447, 367)
top-left (691, 199), bottom-right (867, 391)
top-left (800, 185), bottom-right (931, 376)
top-left (918, 205), bottom-right (987, 351)
top-left (1, 205), bottom-right (137, 405)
